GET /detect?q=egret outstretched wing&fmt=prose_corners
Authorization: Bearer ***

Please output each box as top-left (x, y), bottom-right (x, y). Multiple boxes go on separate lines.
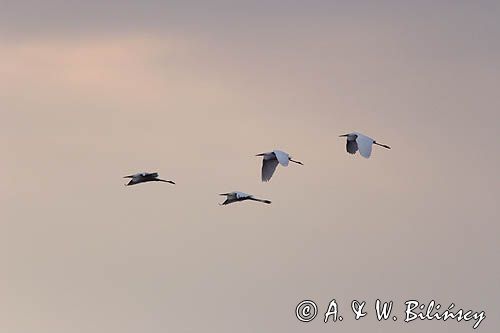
top-left (130, 173), bottom-right (143, 178)
top-left (262, 158), bottom-right (279, 182)
top-left (235, 192), bottom-right (251, 199)
top-left (273, 150), bottom-right (290, 166)
top-left (355, 133), bottom-right (374, 158)
top-left (346, 140), bottom-right (358, 154)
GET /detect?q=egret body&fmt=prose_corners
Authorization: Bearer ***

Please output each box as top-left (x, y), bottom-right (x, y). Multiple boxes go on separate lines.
top-left (256, 149), bottom-right (303, 182)
top-left (219, 191), bottom-right (271, 205)
top-left (124, 172), bottom-right (175, 186)
top-left (339, 132), bottom-right (390, 158)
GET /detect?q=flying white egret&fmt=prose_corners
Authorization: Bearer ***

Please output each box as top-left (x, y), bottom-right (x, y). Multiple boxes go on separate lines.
top-left (339, 132), bottom-right (391, 158)
top-left (256, 149), bottom-right (303, 182)
top-left (124, 172), bottom-right (175, 186)
top-left (219, 191), bottom-right (271, 205)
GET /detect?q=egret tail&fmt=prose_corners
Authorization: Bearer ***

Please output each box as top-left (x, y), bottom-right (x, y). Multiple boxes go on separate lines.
top-left (290, 159), bottom-right (304, 165)
top-left (374, 142), bottom-right (391, 149)
top-left (157, 179), bottom-right (175, 184)
top-left (248, 197), bottom-right (271, 204)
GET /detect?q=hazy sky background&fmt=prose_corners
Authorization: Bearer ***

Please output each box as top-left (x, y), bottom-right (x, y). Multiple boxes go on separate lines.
top-left (1, 1), bottom-right (499, 332)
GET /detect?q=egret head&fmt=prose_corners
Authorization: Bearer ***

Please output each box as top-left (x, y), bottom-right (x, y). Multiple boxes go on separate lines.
top-left (339, 133), bottom-right (357, 140)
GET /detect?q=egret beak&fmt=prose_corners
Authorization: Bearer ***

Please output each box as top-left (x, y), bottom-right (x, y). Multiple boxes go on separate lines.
top-left (123, 175), bottom-right (134, 178)
top-left (255, 153), bottom-right (265, 156)
top-left (290, 159), bottom-right (304, 165)
top-left (339, 134), bottom-right (349, 137)
top-left (219, 193), bottom-right (229, 196)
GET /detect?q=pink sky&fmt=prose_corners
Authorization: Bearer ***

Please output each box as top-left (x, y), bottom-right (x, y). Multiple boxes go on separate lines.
top-left (1, 2), bottom-right (499, 332)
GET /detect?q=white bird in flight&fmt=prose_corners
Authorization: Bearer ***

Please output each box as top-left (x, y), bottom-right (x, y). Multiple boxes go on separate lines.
top-left (219, 191), bottom-right (271, 205)
top-left (256, 150), bottom-right (303, 182)
top-left (339, 132), bottom-right (391, 158)
top-left (124, 172), bottom-right (175, 186)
